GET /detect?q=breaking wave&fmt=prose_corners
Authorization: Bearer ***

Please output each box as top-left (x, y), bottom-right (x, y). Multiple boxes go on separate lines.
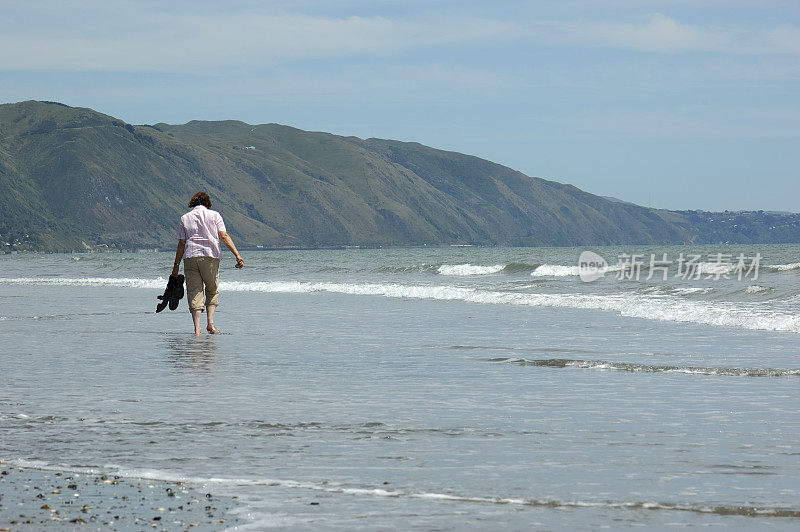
top-left (486, 358), bottom-right (800, 377)
top-left (9, 460), bottom-right (799, 519)
top-left (639, 286), bottom-right (713, 295)
top-left (528, 261), bottom-right (771, 279)
top-left (501, 262), bottom-right (540, 274)
top-left (437, 264), bottom-right (505, 276)
top-left (766, 262), bottom-right (800, 272)
top-left (436, 262), bottom-right (541, 276)
top-left (531, 263), bottom-right (625, 277)
top-left (2, 277), bottom-right (798, 333)
top-left (746, 285), bottom-right (773, 294)
top-left (218, 281), bottom-right (800, 333)
top-left (375, 264), bottom-right (440, 274)
top-left (531, 264), bottom-right (580, 277)
top-left (0, 277), bottom-right (164, 288)
top-left (377, 262), bottom-right (540, 276)
top-left (693, 262), bottom-right (737, 276)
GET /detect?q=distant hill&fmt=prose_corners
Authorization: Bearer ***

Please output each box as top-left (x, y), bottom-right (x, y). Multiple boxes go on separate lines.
top-left (674, 209), bottom-right (800, 245)
top-left (0, 101), bottom-right (797, 252)
top-left (601, 195), bottom-right (636, 206)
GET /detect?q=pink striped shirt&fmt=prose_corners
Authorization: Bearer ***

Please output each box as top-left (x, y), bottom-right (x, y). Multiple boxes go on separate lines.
top-left (177, 205), bottom-right (227, 259)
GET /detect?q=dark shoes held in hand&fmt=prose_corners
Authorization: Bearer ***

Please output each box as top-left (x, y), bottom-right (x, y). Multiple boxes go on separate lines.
top-left (156, 274), bottom-right (185, 313)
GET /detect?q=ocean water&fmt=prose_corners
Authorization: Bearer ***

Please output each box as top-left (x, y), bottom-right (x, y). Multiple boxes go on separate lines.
top-left (1, 245), bottom-right (798, 530)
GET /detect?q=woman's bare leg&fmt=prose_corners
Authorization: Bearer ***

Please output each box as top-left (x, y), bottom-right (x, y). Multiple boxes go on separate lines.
top-left (206, 305), bottom-right (218, 333)
top-left (191, 310), bottom-right (203, 335)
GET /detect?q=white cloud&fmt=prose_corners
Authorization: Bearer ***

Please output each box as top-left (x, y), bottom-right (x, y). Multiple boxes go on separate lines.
top-left (537, 14), bottom-right (800, 55)
top-left (2, 1), bottom-right (798, 76)
top-left (0, 7), bottom-right (521, 72)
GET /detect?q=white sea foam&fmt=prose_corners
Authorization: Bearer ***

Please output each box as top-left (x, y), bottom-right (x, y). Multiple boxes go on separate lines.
top-left (437, 264), bottom-right (505, 276)
top-left (769, 262), bottom-right (800, 271)
top-left (532, 263), bottom-right (624, 277)
top-left (8, 458), bottom-right (102, 475)
top-left (2, 277), bottom-right (797, 333)
top-left (671, 287), bottom-right (713, 295)
top-left (493, 357), bottom-right (800, 377)
top-left (746, 285), bottom-right (773, 294)
top-left (640, 286), bottom-right (713, 295)
top-left (531, 264), bottom-right (580, 277)
top-left (694, 262), bottom-right (736, 276)
top-left (36, 468), bottom-right (672, 512)
top-left (8, 460), bottom-right (797, 520)
top-left (534, 261), bottom-right (742, 279)
top-left (218, 280), bottom-right (800, 334)
top-left (0, 277), bottom-right (164, 289)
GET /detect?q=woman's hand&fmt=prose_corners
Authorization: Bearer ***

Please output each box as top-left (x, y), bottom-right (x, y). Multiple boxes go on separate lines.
top-left (219, 232), bottom-right (244, 269)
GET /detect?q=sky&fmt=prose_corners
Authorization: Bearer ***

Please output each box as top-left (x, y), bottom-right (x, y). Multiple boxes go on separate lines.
top-left (1, 0), bottom-right (798, 212)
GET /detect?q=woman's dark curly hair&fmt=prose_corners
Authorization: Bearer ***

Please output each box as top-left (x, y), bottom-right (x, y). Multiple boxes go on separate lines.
top-left (188, 192), bottom-right (211, 209)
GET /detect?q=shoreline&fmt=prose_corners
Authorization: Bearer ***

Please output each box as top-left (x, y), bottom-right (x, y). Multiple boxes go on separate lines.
top-left (0, 462), bottom-right (241, 531)
top-left (3, 241), bottom-right (800, 256)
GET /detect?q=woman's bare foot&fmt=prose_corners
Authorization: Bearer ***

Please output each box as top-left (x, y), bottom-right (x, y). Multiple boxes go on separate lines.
top-left (192, 310), bottom-right (203, 336)
top-left (205, 306), bottom-right (218, 334)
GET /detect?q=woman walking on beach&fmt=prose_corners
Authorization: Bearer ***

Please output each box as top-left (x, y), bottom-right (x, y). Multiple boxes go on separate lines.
top-left (172, 192), bottom-right (244, 335)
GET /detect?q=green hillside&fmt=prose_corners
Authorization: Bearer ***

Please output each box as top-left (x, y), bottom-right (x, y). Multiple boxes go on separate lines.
top-left (0, 101), bottom-right (795, 252)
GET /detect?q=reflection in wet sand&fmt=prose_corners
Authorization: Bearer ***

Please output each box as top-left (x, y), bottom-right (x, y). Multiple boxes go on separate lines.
top-left (165, 334), bottom-right (219, 374)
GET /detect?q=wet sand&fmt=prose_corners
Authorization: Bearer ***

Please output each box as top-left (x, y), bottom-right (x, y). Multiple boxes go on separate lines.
top-left (0, 463), bottom-right (240, 531)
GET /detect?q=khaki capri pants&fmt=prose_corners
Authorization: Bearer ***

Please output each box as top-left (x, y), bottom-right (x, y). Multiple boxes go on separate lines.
top-left (184, 257), bottom-right (220, 312)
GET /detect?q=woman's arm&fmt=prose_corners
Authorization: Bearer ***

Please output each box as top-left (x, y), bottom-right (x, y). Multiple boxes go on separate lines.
top-left (219, 231), bottom-right (244, 268)
top-left (172, 240), bottom-right (186, 276)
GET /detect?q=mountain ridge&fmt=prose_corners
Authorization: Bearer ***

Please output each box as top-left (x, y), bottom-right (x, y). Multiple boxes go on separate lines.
top-left (1, 100), bottom-right (797, 252)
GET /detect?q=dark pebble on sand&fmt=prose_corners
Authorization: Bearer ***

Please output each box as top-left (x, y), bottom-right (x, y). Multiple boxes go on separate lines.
top-left (0, 466), bottom-right (242, 529)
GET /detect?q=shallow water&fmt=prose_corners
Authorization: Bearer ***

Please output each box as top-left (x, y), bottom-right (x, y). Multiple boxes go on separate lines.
top-left (1, 246), bottom-right (798, 529)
